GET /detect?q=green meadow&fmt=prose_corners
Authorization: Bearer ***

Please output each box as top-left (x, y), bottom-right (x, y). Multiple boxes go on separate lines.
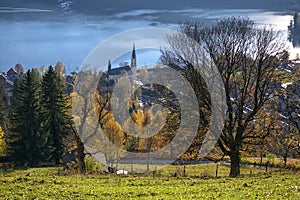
top-left (0, 164), bottom-right (299, 199)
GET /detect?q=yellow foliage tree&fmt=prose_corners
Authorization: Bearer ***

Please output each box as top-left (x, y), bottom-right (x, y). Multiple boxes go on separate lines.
top-left (0, 126), bottom-right (6, 155)
top-left (101, 112), bottom-right (125, 167)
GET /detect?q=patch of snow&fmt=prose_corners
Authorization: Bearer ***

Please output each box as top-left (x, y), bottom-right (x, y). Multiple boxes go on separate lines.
top-left (281, 82), bottom-right (293, 89)
top-left (116, 170), bottom-right (128, 175)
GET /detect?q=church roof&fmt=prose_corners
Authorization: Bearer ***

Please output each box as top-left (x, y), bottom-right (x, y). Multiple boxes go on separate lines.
top-left (7, 68), bottom-right (17, 76)
top-left (108, 65), bottom-right (132, 76)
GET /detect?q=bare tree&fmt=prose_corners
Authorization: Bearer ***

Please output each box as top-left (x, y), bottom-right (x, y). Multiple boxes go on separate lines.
top-left (280, 82), bottom-right (300, 159)
top-left (71, 70), bottom-right (107, 173)
top-left (161, 17), bottom-right (286, 177)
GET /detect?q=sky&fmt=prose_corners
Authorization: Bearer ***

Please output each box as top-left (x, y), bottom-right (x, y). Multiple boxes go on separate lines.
top-left (0, 0), bottom-right (297, 12)
top-left (0, 0), bottom-right (299, 72)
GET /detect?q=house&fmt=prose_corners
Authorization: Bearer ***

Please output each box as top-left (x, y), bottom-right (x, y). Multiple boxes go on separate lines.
top-left (0, 64), bottom-right (24, 105)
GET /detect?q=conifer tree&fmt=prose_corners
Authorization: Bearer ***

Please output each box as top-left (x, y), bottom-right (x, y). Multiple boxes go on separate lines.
top-left (7, 69), bottom-right (47, 165)
top-left (41, 66), bottom-right (72, 164)
top-left (0, 81), bottom-right (9, 131)
top-left (0, 82), bottom-right (8, 155)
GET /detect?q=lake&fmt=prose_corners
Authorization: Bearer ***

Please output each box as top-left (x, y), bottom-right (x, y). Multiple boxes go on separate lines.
top-left (0, 1), bottom-right (299, 72)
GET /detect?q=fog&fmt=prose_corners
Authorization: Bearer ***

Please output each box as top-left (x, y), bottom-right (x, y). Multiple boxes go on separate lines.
top-left (0, 0), bottom-right (298, 72)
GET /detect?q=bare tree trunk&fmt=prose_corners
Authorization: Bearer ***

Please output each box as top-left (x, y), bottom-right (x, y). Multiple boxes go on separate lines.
top-left (283, 152), bottom-right (288, 168)
top-left (71, 125), bottom-right (86, 174)
top-left (229, 150), bottom-right (241, 177)
top-left (146, 153), bottom-right (150, 172)
top-left (76, 137), bottom-right (86, 174)
top-left (116, 151), bottom-right (119, 170)
top-left (260, 152), bottom-right (263, 167)
top-left (146, 136), bottom-right (152, 172)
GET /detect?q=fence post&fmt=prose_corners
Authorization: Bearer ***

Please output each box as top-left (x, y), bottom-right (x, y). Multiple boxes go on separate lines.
top-left (216, 163), bottom-right (219, 177)
top-left (265, 161), bottom-right (269, 172)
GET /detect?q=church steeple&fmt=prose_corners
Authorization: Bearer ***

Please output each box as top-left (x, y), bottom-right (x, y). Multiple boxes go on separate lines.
top-left (131, 43), bottom-right (136, 68)
top-left (107, 60), bottom-right (111, 79)
top-left (108, 60), bottom-right (112, 72)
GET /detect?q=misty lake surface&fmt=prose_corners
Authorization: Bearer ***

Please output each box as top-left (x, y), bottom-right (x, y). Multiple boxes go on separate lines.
top-left (0, 1), bottom-right (299, 72)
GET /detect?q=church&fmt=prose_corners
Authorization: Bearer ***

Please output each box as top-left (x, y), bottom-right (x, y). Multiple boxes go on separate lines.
top-left (98, 44), bottom-right (139, 95)
top-left (107, 43), bottom-right (137, 77)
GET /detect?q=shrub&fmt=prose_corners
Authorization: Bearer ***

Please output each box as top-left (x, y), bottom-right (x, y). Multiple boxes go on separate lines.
top-left (286, 160), bottom-right (298, 171)
top-left (85, 156), bottom-right (104, 174)
top-left (266, 154), bottom-right (276, 165)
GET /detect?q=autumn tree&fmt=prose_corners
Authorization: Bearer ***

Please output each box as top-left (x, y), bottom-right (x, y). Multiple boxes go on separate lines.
top-left (161, 17), bottom-right (286, 177)
top-left (71, 70), bottom-right (109, 173)
top-left (0, 127), bottom-right (6, 155)
top-left (138, 67), bottom-right (149, 81)
top-left (101, 112), bottom-right (124, 168)
top-left (279, 82), bottom-right (300, 160)
top-left (243, 98), bottom-right (280, 165)
top-left (123, 114), bottom-right (139, 152)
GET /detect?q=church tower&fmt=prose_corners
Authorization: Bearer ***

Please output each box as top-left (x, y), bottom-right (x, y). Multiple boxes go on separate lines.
top-left (131, 43), bottom-right (137, 74)
top-left (107, 60), bottom-right (111, 78)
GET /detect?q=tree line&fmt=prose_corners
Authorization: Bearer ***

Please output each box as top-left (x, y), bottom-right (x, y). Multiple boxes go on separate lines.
top-left (0, 66), bottom-right (73, 166)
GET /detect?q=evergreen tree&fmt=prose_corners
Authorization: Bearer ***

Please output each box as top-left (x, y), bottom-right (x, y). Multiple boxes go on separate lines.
top-left (41, 66), bottom-right (72, 164)
top-left (0, 82), bottom-right (8, 155)
top-left (10, 78), bottom-right (22, 109)
top-left (0, 81), bottom-right (9, 131)
top-left (7, 69), bottom-right (47, 165)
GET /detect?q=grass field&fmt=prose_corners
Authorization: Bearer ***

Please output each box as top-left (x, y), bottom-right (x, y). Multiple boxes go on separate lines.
top-left (0, 164), bottom-right (299, 199)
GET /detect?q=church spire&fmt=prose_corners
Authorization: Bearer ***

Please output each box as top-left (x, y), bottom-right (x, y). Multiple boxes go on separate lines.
top-left (108, 59), bottom-right (112, 72)
top-left (131, 43), bottom-right (136, 68)
top-left (107, 60), bottom-right (111, 79)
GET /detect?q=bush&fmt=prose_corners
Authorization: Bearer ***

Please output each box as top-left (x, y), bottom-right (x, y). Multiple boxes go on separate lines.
top-left (286, 160), bottom-right (299, 171)
top-left (266, 154), bottom-right (276, 165)
top-left (85, 156), bottom-right (104, 174)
